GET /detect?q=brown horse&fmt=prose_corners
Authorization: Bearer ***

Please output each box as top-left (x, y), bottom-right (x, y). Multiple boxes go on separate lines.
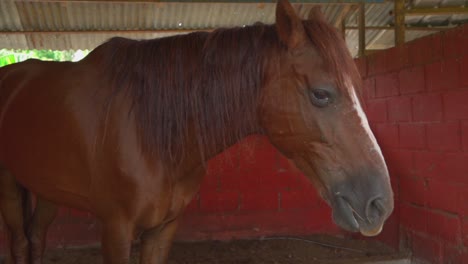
top-left (0, 1), bottom-right (394, 263)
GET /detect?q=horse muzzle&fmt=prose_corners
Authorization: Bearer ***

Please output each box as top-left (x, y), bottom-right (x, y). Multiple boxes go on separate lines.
top-left (331, 194), bottom-right (393, 236)
top-left (327, 174), bottom-right (394, 236)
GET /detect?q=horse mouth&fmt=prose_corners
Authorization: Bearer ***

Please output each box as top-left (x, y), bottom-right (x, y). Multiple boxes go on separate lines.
top-left (359, 224), bottom-right (383, 237)
top-left (332, 197), bottom-right (385, 237)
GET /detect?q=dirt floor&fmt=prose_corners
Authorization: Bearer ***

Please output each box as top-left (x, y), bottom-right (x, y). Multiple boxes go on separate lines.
top-left (39, 235), bottom-right (408, 264)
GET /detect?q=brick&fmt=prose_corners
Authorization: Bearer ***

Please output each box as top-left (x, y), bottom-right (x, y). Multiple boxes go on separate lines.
top-left (244, 169), bottom-right (286, 192)
top-left (409, 36), bottom-right (431, 66)
top-left (409, 34), bottom-right (443, 66)
top-left (399, 66), bottom-right (425, 94)
top-left (262, 173), bottom-right (290, 191)
top-left (400, 203), bottom-right (427, 233)
top-left (439, 153), bottom-right (468, 184)
top-left (237, 172), bottom-right (264, 192)
top-left (461, 54), bottom-right (468, 88)
top-left (274, 171), bottom-right (303, 191)
top-left (240, 191), bottom-right (279, 211)
top-left (426, 59), bottom-right (461, 91)
top-left (413, 151), bottom-right (441, 177)
top-left (387, 97), bottom-right (412, 122)
top-left (238, 136), bottom-right (277, 173)
top-left (383, 149), bottom-right (414, 178)
top-left (276, 153), bottom-right (294, 171)
top-left (280, 190), bottom-right (320, 211)
top-left (399, 124), bottom-right (426, 150)
top-left (458, 191), bottom-right (468, 216)
top-left (426, 122), bottom-right (461, 151)
top-left (426, 180), bottom-right (459, 213)
top-left (443, 27), bottom-right (467, 59)
top-left (426, 210), bottom-right (461, 243)
top-left (200, 190), bottom-right (239, 213)
top-left (386, 45), bottom-right (410, 72)
top-left (367, 54), bottom-right (378, 76)
top-left (444, 91), bottom-right (468, 120)
top-left (441, 245), bottom-right (465, 264)
top-left (354, 57), bottom-right (367, 78)
top-left (431, 33), bottom-right (444, 62)
top-left (463, 218), bottom-right (468, 247)
top-left (411, 233), bottom-right (442, 264)
top-left (366, 99), bottom-right (387, 122)
top-left (389, 176), bottom-right (399, 199)
top-left (294, 172), bottom-right (318, 193)
top-left (218, 170), bottom-right (240, 191)
top-left (462, 121), bottom-right (468, 151)
top-left (412, 94), bottom-right (443, 122)
top-left (209, 147), bottom-right (239, 172)
top-left (199, 168), bottom-right (219, 193)
top-left (373, 123), bottom-right (399, 149)
top-left (368, 51), bottom-right (387, 76)
top-left (363, 78), bottom-right (376, 99)
top-left (243, 161), bottom-right (298, 191)
top-left (463, 25), bottom-right (468, 57)
top-left (375, 72), bottom-right (399, 98)
top-left (414, 152), bottom-right (468, 184)
top-left (400, 177), bottom-right (426, 206)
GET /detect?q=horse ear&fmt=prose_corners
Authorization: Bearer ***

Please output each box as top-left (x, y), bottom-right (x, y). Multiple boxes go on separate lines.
top-left (308, 6), bottom-right (325, 21)
top-left (275, 0), bottom-right (306, 49)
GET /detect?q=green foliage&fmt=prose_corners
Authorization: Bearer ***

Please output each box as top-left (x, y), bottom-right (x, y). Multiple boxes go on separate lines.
top-left (0, 49), bottom-right (89, 67)
top-left (0, 54), bottom-right (18, 67)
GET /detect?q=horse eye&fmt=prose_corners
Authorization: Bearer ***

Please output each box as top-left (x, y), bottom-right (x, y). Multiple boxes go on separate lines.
top-left (309, 88), bottom-right (331, 107)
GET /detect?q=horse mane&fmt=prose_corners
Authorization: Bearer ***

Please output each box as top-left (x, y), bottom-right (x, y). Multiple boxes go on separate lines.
top-left (93, 16), bottom-right (358, 166)
top-left (95, 24), bottom-right (279, 165)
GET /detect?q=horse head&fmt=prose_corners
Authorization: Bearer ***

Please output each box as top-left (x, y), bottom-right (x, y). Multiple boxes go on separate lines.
top-left (260, 0), bottom-right (394, 236)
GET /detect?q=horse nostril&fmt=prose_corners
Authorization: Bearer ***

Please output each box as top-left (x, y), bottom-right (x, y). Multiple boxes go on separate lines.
top-left (366, 197), bottom-right (386, 223)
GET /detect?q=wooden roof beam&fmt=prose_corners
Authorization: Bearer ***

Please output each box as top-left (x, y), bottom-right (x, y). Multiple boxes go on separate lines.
top-left (29, 0), bottom-right (385, 3)
top-left (345, 25), bottom-right (455, 31)
top-left (406, 6), bottom-right (468, 16)
top-left (394, 0), bottom-right (405, 46)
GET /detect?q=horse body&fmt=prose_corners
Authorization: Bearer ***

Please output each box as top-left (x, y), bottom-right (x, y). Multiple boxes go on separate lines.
top-left (0, 47), bottom-right (210, 263)
top-left (0, 1), bottom-right (394, 263)
top-left (1, 60), bottom-right (96, 211)
top-left (0, 26), bottom-right (266, 264)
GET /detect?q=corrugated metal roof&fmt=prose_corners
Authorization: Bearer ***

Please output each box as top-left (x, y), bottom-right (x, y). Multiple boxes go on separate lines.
top-left (0, 0), bottom-right (467, 57)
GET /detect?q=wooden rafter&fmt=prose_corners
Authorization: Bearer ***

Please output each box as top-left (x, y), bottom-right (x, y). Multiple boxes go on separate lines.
top-left (406, 7), bottom-right (468, 16)
top-left (394, 0), bottom-right (405, 46)
top-left (358, 3), bottom-right (365, 57)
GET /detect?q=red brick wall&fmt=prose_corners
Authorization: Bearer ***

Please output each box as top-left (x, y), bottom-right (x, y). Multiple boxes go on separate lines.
top-left (357, 23), bottom-right (468, 263)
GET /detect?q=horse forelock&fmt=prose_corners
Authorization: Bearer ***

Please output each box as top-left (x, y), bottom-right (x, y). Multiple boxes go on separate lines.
top-left (96, 24), bottom-right (280, 165)
top-left (302, 19), bottom-right (362, 100)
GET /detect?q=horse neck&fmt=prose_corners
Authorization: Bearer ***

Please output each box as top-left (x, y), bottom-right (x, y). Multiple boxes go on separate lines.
top-left (189, 26), bottom-right (281, 163)
top-left (201, 117), bottom-right (262, 161)
top-left (96, 26), bottom-right (281, 168)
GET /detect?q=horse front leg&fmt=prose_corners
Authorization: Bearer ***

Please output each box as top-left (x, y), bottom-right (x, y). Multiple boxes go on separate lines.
top-left (139, 163), bottom-right (206, 264)
top-left (27, 198), bottom-right (57, 264)
top-left (2, 218), bottom-right (14, 264)
top-left (139, 219), bottom-right (179, 264)
top-left (0, 170), bottom-right (29, 264)
top-left (101, 219), bottom-right (134, 264)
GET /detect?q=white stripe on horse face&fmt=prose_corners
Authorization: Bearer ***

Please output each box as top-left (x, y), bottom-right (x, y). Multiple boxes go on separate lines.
top-left (349, 88), bottom-right (388, 172)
